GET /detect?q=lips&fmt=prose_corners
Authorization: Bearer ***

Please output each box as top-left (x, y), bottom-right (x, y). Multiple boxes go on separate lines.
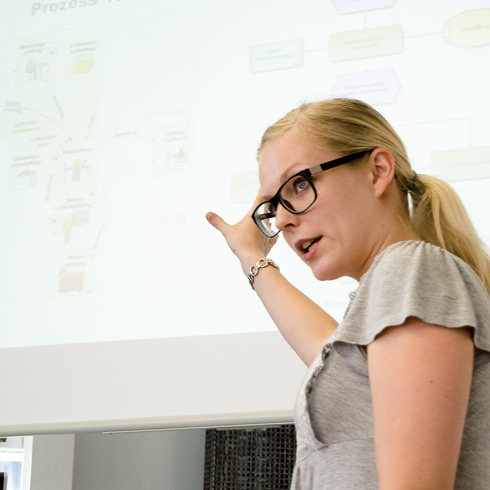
top-left (296, 236), bottom-right (322, 254)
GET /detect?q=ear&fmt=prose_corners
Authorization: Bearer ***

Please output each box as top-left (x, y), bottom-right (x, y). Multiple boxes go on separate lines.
top-left (368, 148), bottom-right (396, 198)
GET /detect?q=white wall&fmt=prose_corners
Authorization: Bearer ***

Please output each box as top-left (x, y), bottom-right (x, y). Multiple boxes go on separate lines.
top-left (27, 435), bottom-right (75, 490)
top-left (72, 430), bottom-right (206, 490)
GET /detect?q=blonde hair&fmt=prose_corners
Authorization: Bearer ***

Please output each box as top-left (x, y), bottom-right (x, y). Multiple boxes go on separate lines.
top-left (257, 98), bottom-right (490, 294)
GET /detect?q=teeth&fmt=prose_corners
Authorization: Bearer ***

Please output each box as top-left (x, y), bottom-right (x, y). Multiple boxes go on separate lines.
top-left (302, 240), bottom-right (313, 251)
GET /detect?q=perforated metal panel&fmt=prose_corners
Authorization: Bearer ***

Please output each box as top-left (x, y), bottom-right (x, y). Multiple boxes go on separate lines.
top-left (203, 424), bottom-right (296, 490)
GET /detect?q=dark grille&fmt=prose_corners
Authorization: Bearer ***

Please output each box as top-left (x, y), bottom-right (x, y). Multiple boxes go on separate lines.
top-left (203, 424), bottom-right (296, 490)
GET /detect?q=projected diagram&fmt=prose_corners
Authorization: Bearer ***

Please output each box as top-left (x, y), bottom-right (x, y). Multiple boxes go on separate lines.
top-left (0, 12), bottom-right (196, 300)
top-left (245, 4), bottom-right (490, 184)
top-left (246, 4), bottom-right (490, 184)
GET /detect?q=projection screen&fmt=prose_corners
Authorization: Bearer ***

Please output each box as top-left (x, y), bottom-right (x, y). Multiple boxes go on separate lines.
top-left (1, 0), bottom-right (490, 435)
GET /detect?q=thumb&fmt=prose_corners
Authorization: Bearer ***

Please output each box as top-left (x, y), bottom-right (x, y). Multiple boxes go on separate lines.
top-left (206, 211), bottom-right (229, 234)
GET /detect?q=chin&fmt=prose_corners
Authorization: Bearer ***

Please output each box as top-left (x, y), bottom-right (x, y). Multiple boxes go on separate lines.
top-left (310, 264), bottom-right (343, 282)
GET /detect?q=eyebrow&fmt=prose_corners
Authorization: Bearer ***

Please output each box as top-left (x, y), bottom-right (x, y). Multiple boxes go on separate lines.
top-left (261, 162), bottom-right (307, 201)
top-left (278, 161), bottom-right (308, 183)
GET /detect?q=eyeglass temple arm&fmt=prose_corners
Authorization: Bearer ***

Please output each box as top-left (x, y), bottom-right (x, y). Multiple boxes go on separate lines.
top-left (306, 151), bottom-right (371, 176)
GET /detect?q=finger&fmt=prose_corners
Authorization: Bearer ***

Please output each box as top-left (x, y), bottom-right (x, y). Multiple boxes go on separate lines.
top-left (205, 211), bottom-right (229, 233)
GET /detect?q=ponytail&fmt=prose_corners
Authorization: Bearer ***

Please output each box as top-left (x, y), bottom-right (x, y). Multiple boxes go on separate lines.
top-left (409, 174), bottom-right (490, 294)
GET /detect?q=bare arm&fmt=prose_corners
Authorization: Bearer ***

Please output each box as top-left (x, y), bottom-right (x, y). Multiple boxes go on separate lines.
top-left (245, 264), bottom-right (337, 365)
top-left (206, 197), bottom-right (338, 366)
top-left (368, 317), bottom-right (473, 490)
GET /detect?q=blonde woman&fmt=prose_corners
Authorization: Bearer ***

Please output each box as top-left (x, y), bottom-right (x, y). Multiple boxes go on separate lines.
top-left (206, 98), bottom-right (490, 490)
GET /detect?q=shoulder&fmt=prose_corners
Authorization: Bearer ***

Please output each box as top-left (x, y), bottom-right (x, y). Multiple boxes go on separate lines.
top-left (336, 241), bottom-right (490, 351)
top-left (363, 240), bottom-right (487, 303)
top-left (368, 240), bottom-right (478, 283)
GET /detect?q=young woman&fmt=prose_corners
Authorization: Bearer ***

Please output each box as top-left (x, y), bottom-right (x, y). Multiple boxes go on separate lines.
top-left (206, 98), bottom-right (490, 490)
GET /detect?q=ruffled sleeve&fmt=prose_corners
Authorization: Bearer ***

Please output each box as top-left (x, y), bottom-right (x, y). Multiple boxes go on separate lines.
top-left (335, 241), bottom-right (490, 354)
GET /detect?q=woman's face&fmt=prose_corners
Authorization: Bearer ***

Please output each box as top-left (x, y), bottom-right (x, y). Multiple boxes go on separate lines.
top-left (258, 131), bottom-right (384, 282)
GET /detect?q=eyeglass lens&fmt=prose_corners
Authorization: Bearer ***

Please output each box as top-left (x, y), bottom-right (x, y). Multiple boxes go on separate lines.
top-left (255, 175), bottom-right (315, 237)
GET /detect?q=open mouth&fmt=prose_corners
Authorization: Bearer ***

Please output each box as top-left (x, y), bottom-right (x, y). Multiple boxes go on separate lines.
top-left (301, 237), bottom-right (321, 253)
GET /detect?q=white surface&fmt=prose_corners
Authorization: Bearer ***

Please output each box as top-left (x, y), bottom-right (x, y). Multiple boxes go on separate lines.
top-left (0, 332), bottom-right (305, 436)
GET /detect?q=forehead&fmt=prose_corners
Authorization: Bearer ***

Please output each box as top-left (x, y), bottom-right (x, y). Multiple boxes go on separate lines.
top-left (258, 132), bottom-right (339, 198)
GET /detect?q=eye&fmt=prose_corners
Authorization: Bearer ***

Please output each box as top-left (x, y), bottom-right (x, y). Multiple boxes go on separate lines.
top-left (293, 176), bottom-right (311, 193)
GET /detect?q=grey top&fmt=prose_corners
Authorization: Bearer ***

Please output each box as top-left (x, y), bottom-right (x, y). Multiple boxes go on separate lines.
top-left (291, 241), bottom-right (490, 490)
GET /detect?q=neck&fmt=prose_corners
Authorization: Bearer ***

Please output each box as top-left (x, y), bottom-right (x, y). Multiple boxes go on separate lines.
top-left (353, 214), bottom-right (421, 282)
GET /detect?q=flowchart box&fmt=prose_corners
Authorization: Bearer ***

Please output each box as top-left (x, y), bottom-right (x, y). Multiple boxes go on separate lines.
top-left (250, 39), bottom-right (303, 73)
top-left (15, 170), bottom-right (37, 189)
top-left (59, 270), bottom-right (84, 293)
top-left (332, 0), bottom-right (396, 15)
top-left (443, 9), bottom-right (490, 47)
top-left (329, 25), bottom-right (403, 62)
top-left (332, 69), bottom-right (400, 105)
top-left (231, 171), bottom-right (259, 203)
top-left (432, 146), bottom-right (490, 182)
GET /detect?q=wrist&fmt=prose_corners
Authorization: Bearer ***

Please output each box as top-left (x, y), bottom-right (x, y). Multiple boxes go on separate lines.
top-left (246, 257), bottom-right (280, 290)
top-left (239, 252), bottom-right (267, 275)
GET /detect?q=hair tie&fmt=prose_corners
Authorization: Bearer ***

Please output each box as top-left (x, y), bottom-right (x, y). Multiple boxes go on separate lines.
top-left (408, 171), bottom-right (417, 191)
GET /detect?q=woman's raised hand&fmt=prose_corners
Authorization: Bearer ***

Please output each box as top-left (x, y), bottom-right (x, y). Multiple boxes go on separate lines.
top-left (206, 192), bottom-right (279, 275)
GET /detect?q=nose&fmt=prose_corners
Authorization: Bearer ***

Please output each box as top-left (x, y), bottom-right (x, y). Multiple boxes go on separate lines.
top-left (274, 203), bottom-right (300, 232)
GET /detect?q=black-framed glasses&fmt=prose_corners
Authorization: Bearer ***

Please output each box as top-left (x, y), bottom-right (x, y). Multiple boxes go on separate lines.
top-left (252, 151), bottom-right (371, 238)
